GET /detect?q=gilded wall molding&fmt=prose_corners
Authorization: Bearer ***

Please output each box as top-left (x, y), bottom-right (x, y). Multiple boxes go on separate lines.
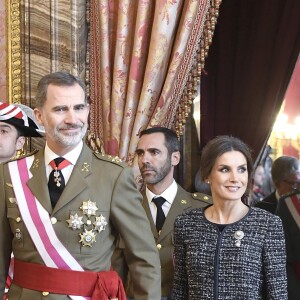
top-left (6, 0), bottom-right (22, 104)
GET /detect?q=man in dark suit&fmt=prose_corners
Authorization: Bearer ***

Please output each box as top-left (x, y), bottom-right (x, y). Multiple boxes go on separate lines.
top-left (255, 156), bottom-right (300, 214)
top-left (112, 127), bottom-right (211, 299)
top-left (277, 190), bottom-right (300, 300)
top-left (0, 72), bottom-right (161, 299)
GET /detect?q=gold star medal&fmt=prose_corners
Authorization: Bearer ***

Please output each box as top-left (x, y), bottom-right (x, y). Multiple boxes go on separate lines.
top-left (93, 214), bottom-right (108, 232)
top-left (80, 200), bottom-right (98, 217)
top-left (79, 229), bottom-right (96, 247)
top-left (67, 213), bottom-right (84, 230)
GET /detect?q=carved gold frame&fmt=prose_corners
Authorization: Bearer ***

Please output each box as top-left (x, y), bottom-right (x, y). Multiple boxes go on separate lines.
top-left (6, 0), bottom-right (22, 104)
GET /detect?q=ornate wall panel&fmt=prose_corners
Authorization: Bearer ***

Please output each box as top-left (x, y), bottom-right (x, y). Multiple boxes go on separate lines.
top-left (0, 0), bottom-right (6, 100)
top-left (6, 0), bottom-right (87, 107)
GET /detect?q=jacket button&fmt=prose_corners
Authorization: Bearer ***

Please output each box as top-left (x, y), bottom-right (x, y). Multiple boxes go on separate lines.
top-left (157, 244), bottom-right (162, 250)
top-left (42, 291), bottom-right (49, 296)
top-left (51, 217), bottom-right (57, 224)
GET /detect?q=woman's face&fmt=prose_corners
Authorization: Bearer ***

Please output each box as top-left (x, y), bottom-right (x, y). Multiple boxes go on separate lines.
top-left (207, 150), bottom-right (248, 202)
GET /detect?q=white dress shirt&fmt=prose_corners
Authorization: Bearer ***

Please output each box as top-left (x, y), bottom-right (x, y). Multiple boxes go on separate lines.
top-left (44, 141), bottom-right (83, 185)
top-left (146, 179), bottom-right (178, 226)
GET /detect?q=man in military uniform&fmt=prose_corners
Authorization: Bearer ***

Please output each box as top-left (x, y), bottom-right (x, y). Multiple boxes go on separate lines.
top-left (112, 127), bottom-right (211, 299)
top-left (0, 101), bottom-right (44, 299)
top-left (0, 72), bottom-right (161, 299)
top-left (0, 101), bottom-right (43, 163)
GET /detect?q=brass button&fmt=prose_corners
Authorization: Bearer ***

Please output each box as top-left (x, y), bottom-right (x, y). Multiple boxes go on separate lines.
top-left (157, 244), bottom-right (162, 250)
top-left (42, 291), bottom-right (49, 296)
top-left (51, 217), bottom-right (57, 225)
top-left (9, 197), bottom-right (17, 204)
top-left (16, 217), bottom-right (21, 223)
top-left (204, 196), bottom-right (209, 200)
top-left (86, 220), bottom-right (92, 225)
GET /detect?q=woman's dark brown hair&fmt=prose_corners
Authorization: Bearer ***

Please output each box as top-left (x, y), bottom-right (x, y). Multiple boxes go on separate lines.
top-left (200, 135), bottom-right (254, 203)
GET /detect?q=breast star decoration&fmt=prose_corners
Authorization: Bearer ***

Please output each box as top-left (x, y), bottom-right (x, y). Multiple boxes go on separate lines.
top-left (66, 200), bottom-right (107, 247)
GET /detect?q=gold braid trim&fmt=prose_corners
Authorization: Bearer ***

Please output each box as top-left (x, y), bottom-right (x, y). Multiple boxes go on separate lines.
top-left (6, 0), bottom-right (22, 104)
top-left (174, 0), bottom-right (222, 137)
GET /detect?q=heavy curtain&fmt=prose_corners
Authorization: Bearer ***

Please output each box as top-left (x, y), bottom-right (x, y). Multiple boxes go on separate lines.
top-left (86, 0), bottom-right (221, 163)
top-left (200, 0), bottom-right (300, 163)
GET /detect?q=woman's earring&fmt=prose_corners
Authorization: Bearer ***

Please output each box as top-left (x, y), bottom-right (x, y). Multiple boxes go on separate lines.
top-left (206, 180), bottom-right (210, 184)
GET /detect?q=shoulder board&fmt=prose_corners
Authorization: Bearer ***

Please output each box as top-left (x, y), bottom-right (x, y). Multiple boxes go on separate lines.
top-left (6, 149), bottom-right (39, 163)
top-left (93, 151), bottom-right (128, 167)
top-left (191, 192), bottom-right (212, 204)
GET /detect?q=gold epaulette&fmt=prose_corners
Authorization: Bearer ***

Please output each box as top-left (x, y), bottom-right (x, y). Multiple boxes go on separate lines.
top-left (191, 192), bottom-right (212, 204)
top-left (92, 151), bottom-right (128, 167)
top-left (6, 149), bottom-right (39, 163)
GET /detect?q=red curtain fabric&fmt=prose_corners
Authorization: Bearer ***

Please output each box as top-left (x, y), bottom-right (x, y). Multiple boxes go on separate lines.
top-left (86, 0), bottom-right (220, 163)
top-left (200, 0), bottom-right (300, 162)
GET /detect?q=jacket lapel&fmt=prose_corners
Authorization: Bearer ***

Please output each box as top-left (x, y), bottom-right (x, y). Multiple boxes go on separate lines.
top-left (27, 149), bottom-right (52, 213)
top-left (142, 194), bottom-right (159, 238)
top-left (52, 144), bottom-right (91, 214)
top-left (158, 185), bottom-right (192, 241)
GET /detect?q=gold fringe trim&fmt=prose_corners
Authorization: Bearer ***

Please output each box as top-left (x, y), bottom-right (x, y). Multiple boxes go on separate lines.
top-left (175, 0), bottom-right (222, 137)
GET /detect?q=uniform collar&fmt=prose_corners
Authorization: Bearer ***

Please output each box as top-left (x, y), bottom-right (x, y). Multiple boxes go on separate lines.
top-left (44, 141), bottom-right (83, 166)
top-left (146, 179), bottom-right (178, 205)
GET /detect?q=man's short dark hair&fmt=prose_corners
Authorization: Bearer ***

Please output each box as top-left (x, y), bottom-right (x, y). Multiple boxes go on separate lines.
top-left (35, 71), bottom-right (86, 107)
top-left (139, 127), bottom-right (180, 155)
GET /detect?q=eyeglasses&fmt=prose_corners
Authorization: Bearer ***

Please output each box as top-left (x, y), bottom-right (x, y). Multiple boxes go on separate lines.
top-left (283, 179), bottom-right (300, 190)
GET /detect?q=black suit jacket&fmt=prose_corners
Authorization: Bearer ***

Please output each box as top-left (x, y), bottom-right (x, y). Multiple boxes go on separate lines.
top-left (255, 192), bottom-right (278, 214)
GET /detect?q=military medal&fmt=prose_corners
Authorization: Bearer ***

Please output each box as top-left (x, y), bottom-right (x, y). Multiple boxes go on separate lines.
top-left (53, 170), bottom-right (62, 187)
top-left (79, 229), bottom-right (97, 247)
top-left (93, 214), bottom-right (108, 232)
top-left (80, 200), bottom-right (98, 217)
top-left (67, 213), bottom-right (84, 230)
top-left (68, 200), bottom-right (107, 248)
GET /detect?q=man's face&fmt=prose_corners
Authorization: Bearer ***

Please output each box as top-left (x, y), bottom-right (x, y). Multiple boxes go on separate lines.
top-left (0, 122), bottom-right (25, 163)
top-left (277, 171), bottom-right (300, 196)
top-left (136, 132), bottom-right (180, 190)
top-left (34, 83), bottom-right (89, 155)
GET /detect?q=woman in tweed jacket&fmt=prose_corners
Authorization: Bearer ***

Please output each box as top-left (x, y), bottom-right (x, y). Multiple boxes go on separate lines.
top-left (171, 136), bottom-right (287, 300)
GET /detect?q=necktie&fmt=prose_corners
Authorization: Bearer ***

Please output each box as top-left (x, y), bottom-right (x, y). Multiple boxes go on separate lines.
top-left (48, 157), bottom-right (70, 208)
top-left (152, 196), bottom-right (166, 233)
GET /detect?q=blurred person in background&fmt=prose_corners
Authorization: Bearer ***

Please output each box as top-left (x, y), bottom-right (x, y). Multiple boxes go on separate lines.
top-left (256, 156), bottom-right (300, 214)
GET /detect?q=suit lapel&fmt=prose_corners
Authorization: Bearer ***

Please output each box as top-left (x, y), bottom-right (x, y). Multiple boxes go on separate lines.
top-left (27, 149), bottom-right (52, 213)
top-left (52, 144), bottom-right (91, 214)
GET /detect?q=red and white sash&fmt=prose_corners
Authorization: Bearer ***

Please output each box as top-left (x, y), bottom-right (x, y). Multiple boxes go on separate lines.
top-left (8, 158), bottom-right (89, 300)
top-left (285, 193), bottom-right (300, 230)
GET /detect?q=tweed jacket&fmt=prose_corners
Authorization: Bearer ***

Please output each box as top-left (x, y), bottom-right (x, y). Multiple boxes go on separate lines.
top-left (171, 206), bottom-right (288, 300)
top-left (0, 144), bottom-right (161, 300)
top-left (112, 184), bottom-right (211, 297)
top-left (255, 191), bottom-right (278, 214)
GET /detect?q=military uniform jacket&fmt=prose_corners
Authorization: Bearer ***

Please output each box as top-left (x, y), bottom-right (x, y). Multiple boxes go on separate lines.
top-left (0, 144), bottom-right (161, 300)
top-left (112, 184), bottom-right (211, 297)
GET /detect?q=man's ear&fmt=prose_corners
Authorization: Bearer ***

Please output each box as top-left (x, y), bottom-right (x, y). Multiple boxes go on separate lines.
top-left (34, 108), bottom-right (43, 126)
top-left (171, 151), bottom-right (180, 166)
top-left (16, 136), bottom-right (25, 151)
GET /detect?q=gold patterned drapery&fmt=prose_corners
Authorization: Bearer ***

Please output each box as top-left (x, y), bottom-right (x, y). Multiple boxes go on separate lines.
top-left (86, 0), bottom-right (221, 163)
